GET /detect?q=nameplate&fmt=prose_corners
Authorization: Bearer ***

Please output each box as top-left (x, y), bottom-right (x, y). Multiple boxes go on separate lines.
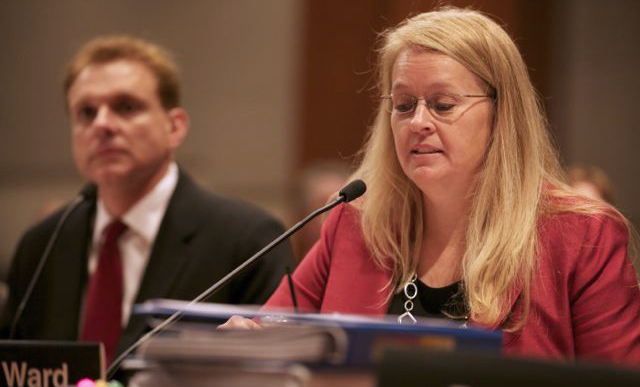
top-left (0, 341), bottom-right (104, 387)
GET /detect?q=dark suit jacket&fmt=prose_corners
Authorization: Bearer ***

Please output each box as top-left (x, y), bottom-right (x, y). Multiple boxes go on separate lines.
top-left (1, 170), bottom-right (295, 358)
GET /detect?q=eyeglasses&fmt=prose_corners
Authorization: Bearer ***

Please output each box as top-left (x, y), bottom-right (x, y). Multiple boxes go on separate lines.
top-left (382, 92), bottom-right (494, 122)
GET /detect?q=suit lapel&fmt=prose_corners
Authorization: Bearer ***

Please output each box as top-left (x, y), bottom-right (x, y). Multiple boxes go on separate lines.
top-left (117, 171), bottom-right (201, 354)
top-left (134, 171), bottom-right (201, 302)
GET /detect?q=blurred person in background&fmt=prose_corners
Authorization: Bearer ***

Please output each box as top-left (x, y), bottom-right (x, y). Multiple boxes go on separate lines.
top-left (566, 165), bottom-right (615, 205)
top-left (1, 35), bottom-right (294, 364)
top-left (290, 160), bottom-right (351, 259)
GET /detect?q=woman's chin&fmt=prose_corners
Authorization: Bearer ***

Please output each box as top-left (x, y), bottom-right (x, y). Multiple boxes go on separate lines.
top-left (407, 166), bottom-right (447, 187)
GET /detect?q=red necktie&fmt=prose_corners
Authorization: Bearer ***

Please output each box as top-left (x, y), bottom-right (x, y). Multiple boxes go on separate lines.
top-left (81, 219), bottom-right (127, 364)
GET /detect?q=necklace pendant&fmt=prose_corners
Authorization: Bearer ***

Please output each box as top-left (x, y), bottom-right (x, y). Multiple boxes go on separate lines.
top-left (398, 273), bottom-right (419, 324)
top-left (398, 311), bottom-right (417, 324)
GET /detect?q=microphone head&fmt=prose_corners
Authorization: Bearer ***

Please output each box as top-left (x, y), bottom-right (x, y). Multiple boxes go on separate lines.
top-left (338, 179), bottom-right (367, 203)
top-left (79, 183), bottom-right (97, 200)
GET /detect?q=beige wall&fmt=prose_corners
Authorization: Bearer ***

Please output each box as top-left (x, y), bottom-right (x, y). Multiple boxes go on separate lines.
top-left (0, 0), bottom-right (301, 276)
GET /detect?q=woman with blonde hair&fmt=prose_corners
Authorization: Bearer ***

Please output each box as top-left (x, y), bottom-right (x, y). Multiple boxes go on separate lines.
top-left (224, 7), bottom-right (640, 363)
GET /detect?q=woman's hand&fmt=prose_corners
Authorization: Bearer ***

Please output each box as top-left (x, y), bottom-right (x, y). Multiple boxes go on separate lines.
top-left (217, 315), bottom-right (262, 330)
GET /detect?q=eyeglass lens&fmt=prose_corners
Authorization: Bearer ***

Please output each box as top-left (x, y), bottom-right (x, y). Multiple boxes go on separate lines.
top-left (390, 93), bottom-right (463, 119)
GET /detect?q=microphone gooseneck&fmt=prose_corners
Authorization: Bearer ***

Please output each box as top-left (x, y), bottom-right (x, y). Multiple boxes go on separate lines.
top-left (9, 183), bottom-right (96, 339)
top-left (107, 179), bottom-right (367, 378)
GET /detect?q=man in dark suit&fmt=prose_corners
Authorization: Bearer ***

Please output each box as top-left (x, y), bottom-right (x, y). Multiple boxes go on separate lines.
top-left (0, 35), bottom-right (294, 363)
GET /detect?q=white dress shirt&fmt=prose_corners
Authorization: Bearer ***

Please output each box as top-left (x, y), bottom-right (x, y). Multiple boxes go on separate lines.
top-left (87, 162), bottom-right (179, 325)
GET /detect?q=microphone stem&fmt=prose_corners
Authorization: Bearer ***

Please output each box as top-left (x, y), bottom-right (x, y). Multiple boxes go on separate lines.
top-left (107, 196), bottom-right (345, 379)
top-left (9, 194), bottom-right (86, 339)
top-left (285, 266), bottom-right (298, 313)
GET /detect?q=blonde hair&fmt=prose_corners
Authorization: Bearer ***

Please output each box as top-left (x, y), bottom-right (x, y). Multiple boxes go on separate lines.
top-left (64, 35), bottom-right (181, 110)
top-left (351, 7), bottom-right (633, 329)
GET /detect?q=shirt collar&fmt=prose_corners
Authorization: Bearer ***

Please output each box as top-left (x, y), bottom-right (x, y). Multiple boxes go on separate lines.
top-left (93, 162), bottom-right (179, 245)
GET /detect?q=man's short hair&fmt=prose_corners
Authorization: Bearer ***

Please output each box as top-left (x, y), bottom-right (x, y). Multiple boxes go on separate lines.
top-left (64, 35), bottom-right (181, 109)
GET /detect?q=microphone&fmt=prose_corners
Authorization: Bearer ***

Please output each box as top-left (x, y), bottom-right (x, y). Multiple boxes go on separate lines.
top-left (9, 183), bottom-right (97, 339)
top-left (107, 179), bottom-right (367, 378)
top-left (339, 179), bottom-right (366, 202)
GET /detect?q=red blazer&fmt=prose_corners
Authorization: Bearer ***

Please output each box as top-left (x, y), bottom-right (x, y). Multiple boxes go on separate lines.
top-left (265, 204), bottom-right (640, 365)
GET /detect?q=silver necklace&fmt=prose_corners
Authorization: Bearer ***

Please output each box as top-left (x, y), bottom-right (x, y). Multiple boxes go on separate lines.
top-left (397, 274), bottom-right (418, 324)
top-left (397, 274), bottom-right (470, 327)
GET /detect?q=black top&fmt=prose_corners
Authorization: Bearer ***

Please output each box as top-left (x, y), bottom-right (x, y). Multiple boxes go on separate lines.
top-left (387, 279), bottom-right (467, 319)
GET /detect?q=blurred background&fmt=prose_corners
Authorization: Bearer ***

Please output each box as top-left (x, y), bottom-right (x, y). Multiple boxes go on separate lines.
top-left (1, 0), bottom-right (639, 278)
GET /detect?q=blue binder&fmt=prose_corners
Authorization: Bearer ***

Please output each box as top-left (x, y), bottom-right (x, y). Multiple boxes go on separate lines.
top-left (133, 299), bottom-right (501, 367)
